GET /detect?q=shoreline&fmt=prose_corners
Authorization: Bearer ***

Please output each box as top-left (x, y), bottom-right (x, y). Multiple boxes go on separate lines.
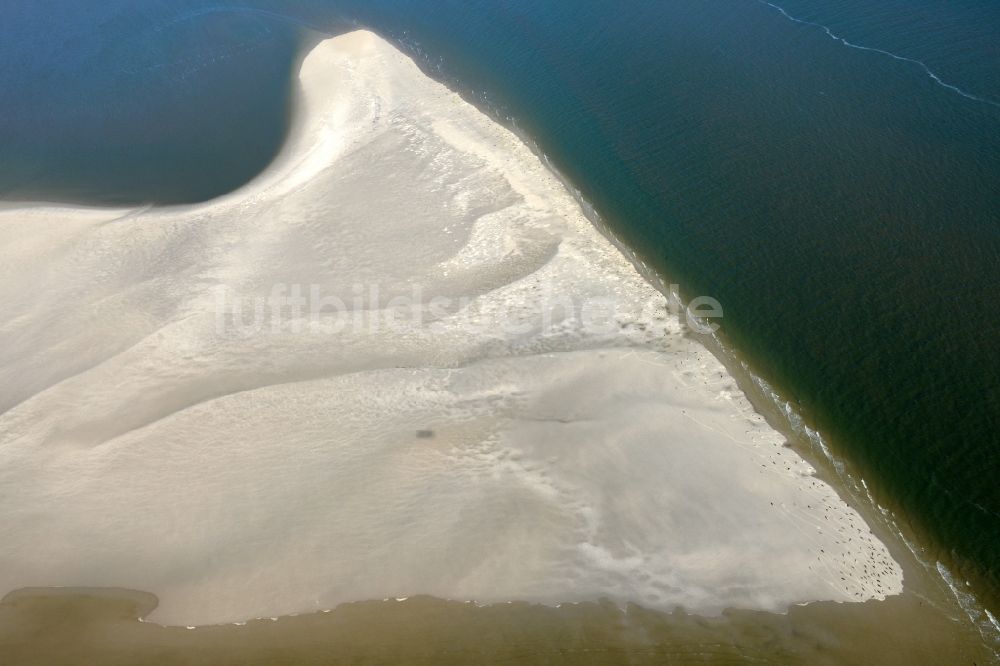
top-left (0, 28), bottom-right (992, 657)
top-left (373, 26), bottom-right (1000, 651)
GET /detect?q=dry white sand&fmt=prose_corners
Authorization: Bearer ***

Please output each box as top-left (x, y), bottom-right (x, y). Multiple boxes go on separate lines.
top-left (0, 31), bottom-right (902, 626)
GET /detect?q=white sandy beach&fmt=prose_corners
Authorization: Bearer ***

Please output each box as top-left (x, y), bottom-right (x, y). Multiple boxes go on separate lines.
top-left (0, 31), bottom-right (902, 626)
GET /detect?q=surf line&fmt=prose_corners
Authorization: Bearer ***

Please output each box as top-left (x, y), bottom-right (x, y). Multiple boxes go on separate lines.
top-left (758, 0), bottom-right (1000, 109)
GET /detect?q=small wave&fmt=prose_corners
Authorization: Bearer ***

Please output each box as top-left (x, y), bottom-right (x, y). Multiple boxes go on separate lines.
top-left (758, 1), bottom-right (1000, 109)
top-left (737, 349), bottom-right (997, 651)
top-left (935, 562), bottom-right (1000, 652)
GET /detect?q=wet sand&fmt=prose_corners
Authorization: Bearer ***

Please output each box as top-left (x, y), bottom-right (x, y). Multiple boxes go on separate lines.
top-left (1, 587), bottom-right (992, 665)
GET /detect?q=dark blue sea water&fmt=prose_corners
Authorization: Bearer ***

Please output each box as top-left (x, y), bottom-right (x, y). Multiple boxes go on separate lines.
top-left (2, 0), bottom-right (998, 621)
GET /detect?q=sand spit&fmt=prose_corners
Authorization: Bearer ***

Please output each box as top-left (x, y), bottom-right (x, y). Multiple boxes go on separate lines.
top-left (0, 31), bottom-right (902, 626)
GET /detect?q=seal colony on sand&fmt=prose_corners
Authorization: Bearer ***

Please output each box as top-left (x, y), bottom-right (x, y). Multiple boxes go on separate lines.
top-left (0, 31), bottom-right (902, 626)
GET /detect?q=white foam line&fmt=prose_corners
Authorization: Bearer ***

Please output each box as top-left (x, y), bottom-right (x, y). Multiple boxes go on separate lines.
top-left (935, 562), bottom-right (1000, 650)
top-left (758, 1), bottom-right (1000, 109)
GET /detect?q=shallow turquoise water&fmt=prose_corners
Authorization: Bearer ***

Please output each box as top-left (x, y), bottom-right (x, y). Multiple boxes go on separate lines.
top-left (2, 0), bottom-right (998, 617)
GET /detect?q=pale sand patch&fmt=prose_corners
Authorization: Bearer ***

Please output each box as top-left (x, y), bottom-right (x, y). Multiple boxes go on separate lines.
top-left (0, 30), bottom-right (902, 626)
